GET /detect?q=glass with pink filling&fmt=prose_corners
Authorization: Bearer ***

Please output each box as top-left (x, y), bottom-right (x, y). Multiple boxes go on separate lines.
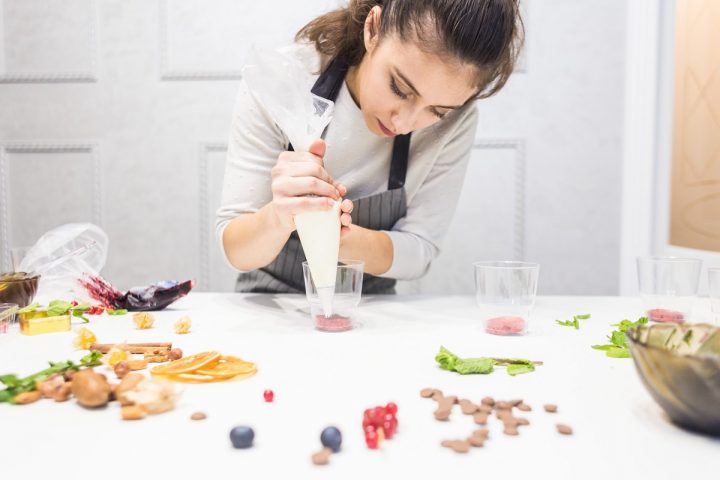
top-left (636, 256), bottom-right (701, 324)
top-left (474, 261), bottom-right (539, 336)
top-left (302, 260), bottom-right (364, 332)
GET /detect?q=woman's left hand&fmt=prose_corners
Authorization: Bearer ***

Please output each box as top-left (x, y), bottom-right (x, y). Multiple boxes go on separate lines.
top-left (335, 182), bottom-right (353, 236)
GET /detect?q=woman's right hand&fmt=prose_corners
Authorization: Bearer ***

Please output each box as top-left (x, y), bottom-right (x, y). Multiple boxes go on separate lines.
top-left (270, 139), bottom-right (342, 232)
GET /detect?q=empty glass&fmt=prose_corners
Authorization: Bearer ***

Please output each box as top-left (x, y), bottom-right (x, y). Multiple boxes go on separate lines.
top-left (710, 268), bottom-right (720, 325)
top-left (636, 256), bottom-right (702, 323)
top-left (302, 260), bottom-right (364, 332)
top-left (474, 261), bottom-right (539, 335)
top-left (0, 303), bottom-right (19, 334)
top-left (10, 246), bottom-right (31, 271)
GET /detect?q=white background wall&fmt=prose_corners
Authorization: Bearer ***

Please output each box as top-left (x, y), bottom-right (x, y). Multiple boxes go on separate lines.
top-left (0, 0), bottom-right (628, 295)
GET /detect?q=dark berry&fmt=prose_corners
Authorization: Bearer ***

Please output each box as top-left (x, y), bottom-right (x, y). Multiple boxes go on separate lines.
top-left (229, 426), bottom-right (254, 449)
top-left (320, 426), bottom-right (342, 453)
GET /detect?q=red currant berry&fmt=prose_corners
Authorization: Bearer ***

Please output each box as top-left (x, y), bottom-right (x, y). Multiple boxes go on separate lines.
top-left (365, 430), bottom-right (378, 449)
top-left (263, 389), bottom-right (274, 402)
top-left (386, 402), bottom-right (398, 415)
top-left (382, 420), bottom-right (394, 439)
top-left (70, 301), bottom-right (78, 306)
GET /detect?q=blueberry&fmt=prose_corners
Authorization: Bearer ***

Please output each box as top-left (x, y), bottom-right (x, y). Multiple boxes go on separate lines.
top-left (320, 426), bottom-right (342, 453)
top-left (230, 426), bottom-right (254, 449)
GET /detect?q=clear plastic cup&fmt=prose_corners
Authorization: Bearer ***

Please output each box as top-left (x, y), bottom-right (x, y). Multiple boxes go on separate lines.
top-left (474, 261), bottom-right (539, 336)
top-left (302, 260), bottom-right (364, 332)
top-left (636, 256), bottom-right (702, 323)
top-left (709, 268), bottom-right (720, 325)
top-left (0, 303), bottom-right (19, 334)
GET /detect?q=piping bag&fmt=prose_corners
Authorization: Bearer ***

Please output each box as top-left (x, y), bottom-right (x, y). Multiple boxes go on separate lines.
top-left (243, 47), bottom-right (340, 317)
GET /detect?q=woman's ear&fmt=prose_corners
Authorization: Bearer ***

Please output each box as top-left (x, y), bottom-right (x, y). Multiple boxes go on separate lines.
top-left (363, 6), bottom-right (382, 54)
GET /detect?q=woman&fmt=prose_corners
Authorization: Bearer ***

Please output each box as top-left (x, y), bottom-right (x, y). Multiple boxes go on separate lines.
top-left (217, 0), bottom-right (523, 294)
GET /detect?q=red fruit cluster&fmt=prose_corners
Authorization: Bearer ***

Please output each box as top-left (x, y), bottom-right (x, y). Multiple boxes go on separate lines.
top-left (362, 402), bottom-right (398, 449)
top-left (263, 389), bottom-right (274, 402)
top-left (86, 305), bottom-right (105, 315)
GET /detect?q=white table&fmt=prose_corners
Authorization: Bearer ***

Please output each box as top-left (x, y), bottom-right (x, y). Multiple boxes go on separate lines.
top-left (1, 294), bottom-right (718, 479)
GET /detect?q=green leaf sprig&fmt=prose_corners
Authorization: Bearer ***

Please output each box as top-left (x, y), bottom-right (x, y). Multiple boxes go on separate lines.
top-left (18, 300), bottom-right (92, 323)
top-left (592, 317), bottom-right (648, 358)
top-left (0, 350), bottom-right (102, 403)
top-left (556, 313), bottom-right (591, 329)
top-left (106, 309), bottom-right (128, 316)
top-left (435, 346), bottom-right (542, 376)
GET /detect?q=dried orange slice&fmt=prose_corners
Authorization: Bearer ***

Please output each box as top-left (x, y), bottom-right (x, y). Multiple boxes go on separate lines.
top-left (150, 351), bottom-right (221, 376)
top-left (196, 356), bottom-right (257, 377)
top-left (159, 370), bottom-right (257, 383)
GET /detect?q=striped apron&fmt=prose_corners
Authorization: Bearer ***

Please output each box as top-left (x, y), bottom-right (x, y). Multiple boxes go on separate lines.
top-left (235, 57), bottom-right (410, 295)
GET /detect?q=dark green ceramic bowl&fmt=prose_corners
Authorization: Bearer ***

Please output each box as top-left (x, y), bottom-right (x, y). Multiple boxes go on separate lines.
top-left (626, 323), bottom-right (720, 436)
top-left (0, 272), bottom-right (40, 308)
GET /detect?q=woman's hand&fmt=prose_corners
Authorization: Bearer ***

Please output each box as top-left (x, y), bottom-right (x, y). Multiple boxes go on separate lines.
top-left (270, 139), bottom-right (344, 232)
top-left (340, 197), bottom-right (353, 236)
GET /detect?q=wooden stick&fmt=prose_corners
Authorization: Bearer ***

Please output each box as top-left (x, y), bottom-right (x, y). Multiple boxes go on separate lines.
top-left (90, 343), bottom-right (172, 354)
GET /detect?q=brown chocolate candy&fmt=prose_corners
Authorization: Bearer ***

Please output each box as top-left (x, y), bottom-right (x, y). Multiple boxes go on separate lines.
top-left (517, 403), bottom-right (531, 412)
top-left (503, 426), bottom-right (519, 436)
top-left (434, 409), bottom-right (451, 421)
top-left (478, 404), bottom-right (493, 414)
top-left (420, 388), bottom-right (435, 398)
top-left (481, 396), bottom-right (495, 407)
top-left (191, 412), bottom-right (207, 421)
top-left (556, 424), bottom-right (573, 435)
top-left (311, 447), bottom-right (332, 465)
top-left (495, 400), bottom-right (512, 410)
top-left (544, 404), bottom-right (558, 413)
top-left (468, 436), bottom-right (485, 447)
top-left (472, 428), bottom-right (489, 439)
top-left (451, 440), bottom-right (471, 453)
top-left (473, 412), bottom-right (488, 425)
top-left (459, 400), bottom-right (478, 415)
top-left (516, 417), bottom-right (530, 426)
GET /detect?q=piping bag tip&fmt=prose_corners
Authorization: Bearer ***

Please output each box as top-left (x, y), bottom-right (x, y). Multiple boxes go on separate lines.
top-left (317, 286), bottom-right (335, 318)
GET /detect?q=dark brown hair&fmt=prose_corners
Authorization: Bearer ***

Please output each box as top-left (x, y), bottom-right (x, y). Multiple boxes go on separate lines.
top-left (296, 0), bottom-right (524, 99)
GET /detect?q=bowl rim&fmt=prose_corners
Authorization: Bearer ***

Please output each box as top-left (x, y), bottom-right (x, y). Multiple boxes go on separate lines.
top-left (626, 322), bottom-right (720, 361)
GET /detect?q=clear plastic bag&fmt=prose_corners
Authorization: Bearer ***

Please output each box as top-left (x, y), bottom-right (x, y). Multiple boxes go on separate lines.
top-left (242, 46), bottom-right (334, 151)
top-left (18, 223), bottom-right (109, 300)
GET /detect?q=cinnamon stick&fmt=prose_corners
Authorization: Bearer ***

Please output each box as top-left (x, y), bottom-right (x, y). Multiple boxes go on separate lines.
top-left (90, 343), bottom-right (172, 354)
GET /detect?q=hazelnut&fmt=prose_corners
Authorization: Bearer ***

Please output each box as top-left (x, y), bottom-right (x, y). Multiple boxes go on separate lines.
top-left (169, 348), bottom-right (183, 361)
top-left (71, 369), bottom-right (111, 408)
top-left (114, 361), bottom-right (130, 379)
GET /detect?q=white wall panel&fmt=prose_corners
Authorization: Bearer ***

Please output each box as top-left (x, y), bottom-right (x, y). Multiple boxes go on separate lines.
top-left (398, 141), bottom-right (525, 294)
top-left (0, 0), bottom-right (97, 83)
top-left (0, 144), bottom-right (101, 269)
top-left (198, 142), bottom-right (237, 292)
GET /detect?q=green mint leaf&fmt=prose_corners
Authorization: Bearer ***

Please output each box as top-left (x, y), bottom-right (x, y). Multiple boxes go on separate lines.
top-left (610, 331), bottom-right (627, 347)
top-left (0, 374), bottom-right (19, 387)
top-left (506, 363), bottom-right (535, 376)
top-left (17, 302), bottom-right (40, 314)
top-left (46, 300), bottom-right (72, 317)
top-left (606, 347), bottom-right (631, 358)
top-left (107, 308), bottom-right (128, 316)
top-left (435, 346), bottom-right (459, 371)
top-left (592, 344), bottom-right (613, 350)
top-left (575, 314), bottom-right (591, 320)
top-left (454, 357), bottom-right (495, 375)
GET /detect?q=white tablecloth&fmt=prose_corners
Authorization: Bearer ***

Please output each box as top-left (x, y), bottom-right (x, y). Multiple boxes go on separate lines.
top-left (1, 293), bottom-right (718, 479)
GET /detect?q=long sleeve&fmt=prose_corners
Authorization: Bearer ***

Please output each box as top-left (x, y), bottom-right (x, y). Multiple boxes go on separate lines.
top-left (214, 78), bottom-right (287, 268)
top-left (379, 105), bottom-right (478, 280)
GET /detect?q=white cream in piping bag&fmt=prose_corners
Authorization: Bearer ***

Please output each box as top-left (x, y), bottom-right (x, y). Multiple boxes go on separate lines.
top-left (295, 200), bottom-right (341, 317)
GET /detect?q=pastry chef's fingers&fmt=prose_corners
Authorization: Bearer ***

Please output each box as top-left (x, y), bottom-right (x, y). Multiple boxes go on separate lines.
top-left (275, 196), bottom-right (336, 216)
top-left (333, 182), bottom-right (348, 197)
top-left (272, 176), bottom-right (340, 200)
top-left (340, 199), bottom-right (353, 215)
top-left (273, 162), bottom-right (334, 185)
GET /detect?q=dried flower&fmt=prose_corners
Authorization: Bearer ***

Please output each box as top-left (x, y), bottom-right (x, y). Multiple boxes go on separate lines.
top-left (133, 312), bottom-right (155, 329)
top-left (73, 327), bottom-right (97, 350)
top-left (104, 344), bottom-right (129, 368)
top-left (174, 316), bottom-right (192, 334)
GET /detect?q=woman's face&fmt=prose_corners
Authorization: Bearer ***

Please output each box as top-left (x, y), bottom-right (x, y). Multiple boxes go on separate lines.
top-left (348, 12), bottom-right (478, 137)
